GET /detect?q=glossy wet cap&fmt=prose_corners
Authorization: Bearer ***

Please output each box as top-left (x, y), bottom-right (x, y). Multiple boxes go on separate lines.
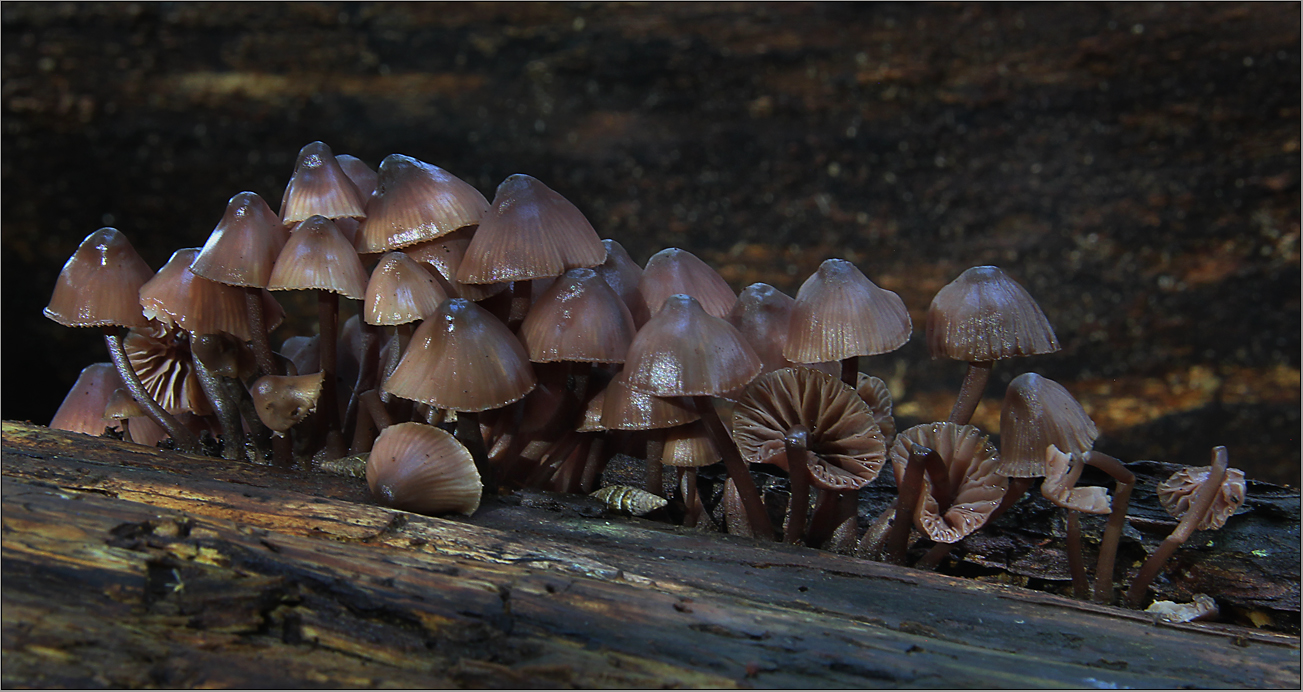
top-left (367, 422), bottom-right (482, 516)
top-left (355, 154), bottom-right (490, 253)
top-left (190, 191), bottom-right (289, 288)
top-left (281, 141), bottom-right (368, 224)
top-left (621, 294), bottom-right (762, 398)
top-left (998, 372), bottom-right (1098, 478)
top-left (141, 248), bottom-right (284, 340)
top-left (403, 228), bottom-right (509, 301)
top-left (268, 215), bottom-right (369, 299)
top-left (519, 267), bottom-right (637, 364)
top-left (50, 363), bottom-right (125, 436)
top-left (784, 258), bottom-right (911, 363)
top-left (250, 371), bottom-right (324, 432)
top-left (44, 227), bottom-right (154, 329)
top-left (335, 154), bottom-right (378, 198)
top-left (926, 265), bottom-right (1059, 362)
top-left (726, 283), bottom-right (798, 374)
top-left (639, 247), bottom-right (737, 319)
top-left (364, 252), bottom-right (449, 326)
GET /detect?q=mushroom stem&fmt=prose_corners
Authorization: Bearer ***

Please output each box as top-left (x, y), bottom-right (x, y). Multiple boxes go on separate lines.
top-left (102, 327), bottom-right (202, 454)
top-left (947, 360), bottom-right (993, 426)
top-left (884, 442), bottom-right (937, 565)
top-left (349, 392), bottom-right (377, 455)
top-left (245, 288), bottom-right (280, 378)
top-left (456, 410), bottom-right (495, 494)
top-left (343, 321), bottom-right (381, 444)
top-left (1125, 446), bottom-right (1229, 608)
top-left (316, 290), bottom-right (341, 456)
top-left (680, 466), bottom-right (700, 528)
top-left (839, 356), bottom-right (859, 388)
top-left (645, 432), bottom-right (665, 496)
top-left (783, 425), bottom-right (812, 544)
top-left (192, 351), bottom-right (245, 461)
top-left (579, 435), bottom-right (608, 493)
top-left (693, 395), bottom-right (774, 540)
top-left (856, 501), bottom-right (896, 560)
top-left (915, 541), bottom-right (954, 570)
top-left (1087, 450), bottom-right (1136, 604)
top-left (805, 489), bottom-right (841, 547)
top-left (507, 280), bottom-right (533, 332)
top-left (360, 389), bottom-right (393, 431)
top-left (986, 476), bottom-right (1034, 527)
top-left (1065, 509), bottom-right (1090, 599)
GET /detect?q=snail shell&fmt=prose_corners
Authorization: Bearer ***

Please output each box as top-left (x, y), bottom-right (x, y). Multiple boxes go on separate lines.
top-left (591, 485), bottom-right (668, 516)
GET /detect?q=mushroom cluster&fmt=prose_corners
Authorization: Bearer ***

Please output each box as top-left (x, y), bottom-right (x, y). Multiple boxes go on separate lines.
top-left (46, 141), bottom-right (1248, 611)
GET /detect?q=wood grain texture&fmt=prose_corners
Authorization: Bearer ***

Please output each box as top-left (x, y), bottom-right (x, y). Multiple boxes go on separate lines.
top-left (3, 422), bottom-right (1299, 688)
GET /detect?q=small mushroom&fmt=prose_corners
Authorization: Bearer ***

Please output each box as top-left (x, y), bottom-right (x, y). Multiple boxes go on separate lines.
top-left (354, 153), bottom-right (489, 254)
top-left (366, 422), bottom-right (482, 516)
top-left (250, 372), bottom-right (325, 433)
top-left (639, 247), bottom-right (738, 319)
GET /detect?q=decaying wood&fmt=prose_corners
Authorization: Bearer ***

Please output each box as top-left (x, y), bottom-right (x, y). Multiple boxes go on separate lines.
top-left (2, 421), bottom-right (1299, 688)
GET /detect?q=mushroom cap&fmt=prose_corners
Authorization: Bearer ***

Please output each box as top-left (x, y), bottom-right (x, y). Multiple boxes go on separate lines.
top-left (1157, 464), bottom-right (1247, 531)
top-left (519, 267), bottom-right (638, 364)
top-left (596, 239), bottom-right (650, 327)
top-left (726, 282), bottom-right (798, 374)
top-left (382, 298), bottom-right (537, 412)
top-left (367, 422), bottom-right (482, 516)
top-left (783, 258), bottom-right (912, 363)
top-left (621, 294), bottom-right (762, 398)
top-left (280, 141), bottom-right (368, 224)
top-left (44, 227), bottom-right (154, 329)
top-left (190, 191), bottom-right (289, 288)
top-left (103, 386), bottom-right (148, 421)
top-left (926, 265), bottom-right (1060, 362)
top-left (661, 421), bottom-right (721, 467)
top-left (335, 154), bottom-right (378, 198)
top-left (732, 366), bottom-right (886, 491)
top-left (50, 362), bottom-right (125, 436)
top-left (890, 422), bottom-right (1008, 543)
top-left (267, 215), bottom-right (370, 299)
top-left (140, 248), bottom-right (285, 340)
top-left (855, 373), bottom-right (897, 445)
top-left (355, 154), bottom-right (490, 253)
top-left (639, 247), bottom-right (737, 319)
top-left (455, 174), bottom-right (606, 284)
top-left (1041, 445), bottom-right (1112, 514)
top-left (250, 371), bottom-right (324, 432)
top-left (402, 228), bottom-right (509, 301)
top-left (364, 252), bottom-right (449, 326)
top-left (998, 372), bottom-right (1098, 477)
top-left (599, 369), bottom-right (700, 431)
top-left (124, 322), bottom-right (212, 416)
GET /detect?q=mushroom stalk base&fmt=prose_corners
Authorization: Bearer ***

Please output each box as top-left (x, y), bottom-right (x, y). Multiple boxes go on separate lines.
top-left (102, 327), bottom-right (202, 454)
top-left (783, 426), bottom-right (811, 544)
top-left (947, 360), bottom-right (993, 426)
top-left (694, 396), bottom-right (774, 541)
top-left (884, 442), bottom-right (936, 564)
top-left (1087, 450), bottom-right (1136, 604)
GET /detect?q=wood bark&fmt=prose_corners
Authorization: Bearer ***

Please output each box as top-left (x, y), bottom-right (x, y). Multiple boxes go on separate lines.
top-left (3, 421), bottom-right (1299, 688)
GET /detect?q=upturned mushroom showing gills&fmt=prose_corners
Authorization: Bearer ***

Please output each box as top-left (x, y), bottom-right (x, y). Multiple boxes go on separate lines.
top-left (250, 372), bottom-right (325, 433)
top-left (366, 422), bottom-right (482, 516)
top-left (926, 265), bottom-right (1059, 426)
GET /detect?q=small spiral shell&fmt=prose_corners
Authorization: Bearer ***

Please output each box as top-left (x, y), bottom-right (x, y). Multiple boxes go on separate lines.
top-left (590, 485), bottom-right (668, 516)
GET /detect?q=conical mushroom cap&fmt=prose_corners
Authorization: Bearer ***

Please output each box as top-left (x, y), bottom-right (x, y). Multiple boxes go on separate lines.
top-left (364, 252), bottom-right (449, 326)
top-left (124, 322), bottom-right (211, 416)
top-left (727, 283), bottom-right (798, 374)
top-left (599, 369), bottom-right (700, 431)
top-left (732, 366), bottom-right (886, 491)
top-left (455, 174), bottom-right (606, 284)
top-left (281, 141), bottom-right (368, 224)
top-left (784, 258), bottom-right (911, 363)
top-left (926, 265), bottom-right (1060, 362)
top-left (403, 228), bottom-right (509, 301)
top-left (336, 154), bottom-right (378, 198)
top-left (383, 298), bottom-right (537, 412)
top-left (622, 294), bottom-right (762, 398)
top-left (355, 154), bottom-right (490, 253)
top-left (891, 422), bottom-right (1007, 544)
top-left (596, 239), bottom-right (650, 327)
top-left (268, 215), bottom-right (369, 299)
top-left (250, 372), bottom-right (324, 432)
top-left (45, 227), bottom-right (154, 329)
top-left (367, 422), bottom-right (482, 516)
top-left (1041, 445), bottom-right (1112, 514)
top-left (661, 421), bottom-right (721, 467)
top-left (1158, 464), bottom-right (1247, 531)
top-left (50, 363), bottom-right (125, 436)
top-left (519, 267), bottom-right (637, 364)
top-left (190, 191), bottom-right (289, 288)
top-left (640, 247), bottom-right (737, 319)
top-left (998, 372), bottom-right (1098, 477)
top-left (140, 248), bottom-right (284, 340)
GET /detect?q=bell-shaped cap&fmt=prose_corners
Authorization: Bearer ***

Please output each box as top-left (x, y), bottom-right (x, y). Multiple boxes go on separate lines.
top-left (455, 174), bottom-right (606, 284)
top-left (1041, 445), bottom-right (1112, 514)
top-left (784, 258), bottom-right (911, 363)
top-left (856, 373), bottom-right (897, 445)
top-left (50, 363), bottom-right (124, 436)
top-left (355, 154), bottom-right (490, 253)
top-left (367, 422), bottom-right (482, 516)
top-left (364, 252), bottom-right (449, 326)
top-left (926, 265), bottom-right (1060, 362)
top-left (640, 247), bottom-right (736, 319)
top-left (596, 239), bottom-right (650, 327)
top-left (998, 372), bottom-right (1098, 477)
top-left (335, 154), bottom-right (378, 198)
top-left (891, 422), bottom-right (1007, 544)
top-left (661, 421), bottom-right (721, 468)
top-left (403, 228), bottom-right (509, 301)
top-left (732, 366), bottom-right (886, 491)
top-left (622, 294), bottom-right (762, 398)
top-left (141, 248), bottom-right (285, 340)
top-left (599, 369), bottom-right (700, 431)
top-left (45, 227), bottom-right (154, 329)
top-left (1158, 464), bottom-right (1247, 531)
top-left (727, 283), bottom-right (798, 374)
top-left (103, 386), bottom-right (148, 422)
top-left (190, 191), bottom-right (289, 288)
top-left (519, 267), bottom-right (637, 364)
top-left (124, 323), bottom-right (212, 416)
top-left (268, 215), bottom-right (369, 299)
top-left (250, 371), bottom-right (324, 432)
top-left (281, 141), bottom-right (368, 225)
top-left (383, 298), bottom-right (537, 412)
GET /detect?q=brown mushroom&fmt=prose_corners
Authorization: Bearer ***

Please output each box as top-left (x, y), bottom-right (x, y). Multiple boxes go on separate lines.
top-left (280, 141), bottom-right (368, 227)
top-left (639, 247), bottom-right (738, 319)
top-left (366, 422), bottom-right (482, 516)
top-left (250, 372), bottom-right (325, 433)
top-left (354, 154), bottom-right (489, 254)
top-left (50, 362), bottom-right (126, 439)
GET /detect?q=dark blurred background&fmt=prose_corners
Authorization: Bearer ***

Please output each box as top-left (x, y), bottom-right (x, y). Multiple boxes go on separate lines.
top-left (3, 3), bottom-right (1298, 484)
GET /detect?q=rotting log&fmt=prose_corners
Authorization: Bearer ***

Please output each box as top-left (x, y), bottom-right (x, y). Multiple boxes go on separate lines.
top-left (2, 421), bottom-right (1299, 688)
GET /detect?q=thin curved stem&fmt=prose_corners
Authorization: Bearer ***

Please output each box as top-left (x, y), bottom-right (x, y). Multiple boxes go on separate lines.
top-left (316, 290), bottom-right (341, 459)
top-left (948, 360), bottom-right (993, 426)
top-left (1087, 450), bottom-right (1136, 604)
top-left (645, 433), bottom-right (665, 497)
top-left (840, 356), bottom-right (859, 388)
top-left (986, 476), bottom-right (1034, 527)
top-left (783, 425), bottom-right (811, 544)
top-left (245, 288), bottom-right (279, 378)
top-left (1125, 446), bottom-right (1229, 608)
top-left (884, 442), bottom-right (936, 564)
top-left (694, 395), bottom-right (774, 540)
top-left (1065, 509), bottom-right (1090, 599)
top-left (192, 349), bottom-right (245, 460)
top-left (102, 327), bottom-right (201, 454)
top-left (457, 410), bottom-right (494, 494)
